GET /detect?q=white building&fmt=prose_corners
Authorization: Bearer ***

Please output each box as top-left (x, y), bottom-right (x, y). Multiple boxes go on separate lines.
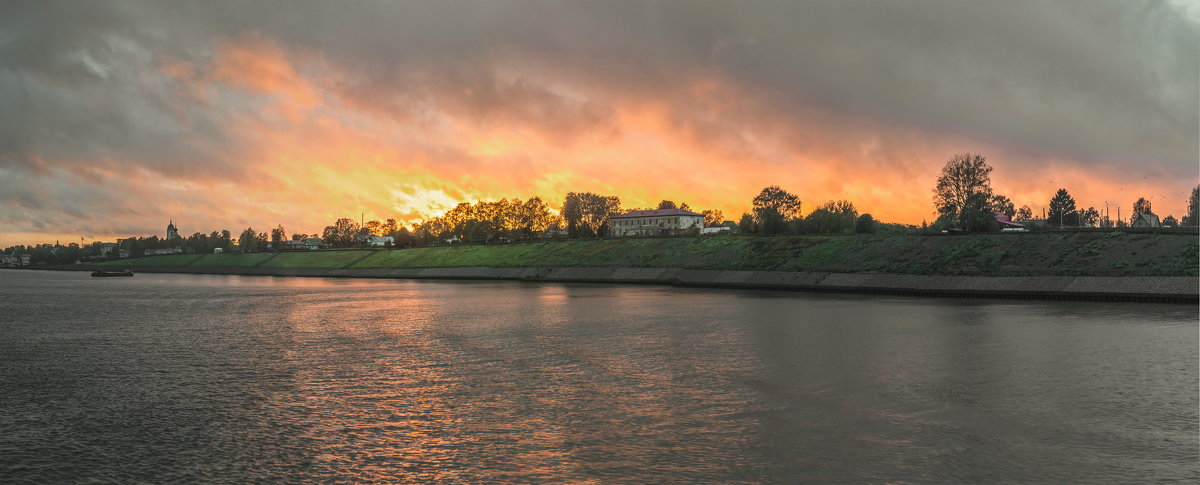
top-left (365, 235), bottom-right (394, 247)
top-left (611, 208), bottom-right (705, 236)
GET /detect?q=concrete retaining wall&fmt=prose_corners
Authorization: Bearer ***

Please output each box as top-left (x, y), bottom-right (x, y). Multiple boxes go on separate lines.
top-left (33, 265), bottom-right (1198, 303)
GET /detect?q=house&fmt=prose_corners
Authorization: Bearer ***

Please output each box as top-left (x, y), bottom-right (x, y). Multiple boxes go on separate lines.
top-left (304, 237), bottom-right (323, 250)
top-left (992, 212), bottom-right (1024, 232)
top-left (364, 235), bottom-right (394, 247)
top-left (96, 242), bottom-right (118, 256)
top-left (1131, 213), bottom-right (1161, 228)
top-left (284, 240), bottom-right (308, 250)
top-left (611, 208), bottom-right (705, 236)
top-left (701, 226), bottom-right (731, 234)
top-left (0, 254), bottom-right (28, 267)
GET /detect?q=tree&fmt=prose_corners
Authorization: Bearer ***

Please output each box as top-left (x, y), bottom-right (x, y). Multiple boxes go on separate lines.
top-left (701, 209), bottom-right (724, 227)
top-left (562, 192), bottom-right (621, 237)
top-left (737, 213), bottom-right (756, 233)
top-left (656, 200), bottom-right (677, 210)
top-left (752, 186), bottom-right (802, 234)
top-left (363, 220), bottom-right (382, 237)
top-left (1183, 185), bottom-right (1200, 226)
top-left (1015, 205), bottom-right (1034, 221)
top-left (805, 200), bottom-right (858, 233)
top-left (1162, 215), bottom-right (1178, 227)
top-left (270, 225), bottom-right (286, 251)
top-left (990, 195), bottom-right (1015, 218)
top-left (854, 214), bottom-right (876, 233)
top-left (516, 197), bottom-right (553, 238)
top-left (381, 219), bottom-right (399, 237)
top-left (239, 227), bottom-right (258, 252)
top-left (1048, 189), bottom-right (1077, 228)
top-left (322, 218), bottom-right (359, 247)
top-left (933, 153), bottom-right (993, 230)
top-left (1132, 197), bottom-right (1152, 217)
top-left (962, 192), bottom-right (996, 232)
top-left (1079, 207), bottom-right (1100, 227)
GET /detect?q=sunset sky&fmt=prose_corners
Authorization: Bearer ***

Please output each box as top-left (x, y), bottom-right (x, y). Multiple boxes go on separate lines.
top-left (2, 0), bottom-right (1197, 246)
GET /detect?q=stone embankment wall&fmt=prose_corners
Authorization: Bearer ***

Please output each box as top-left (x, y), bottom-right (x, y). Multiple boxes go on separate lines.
top-left (45, 265), bottom-right (1199, 303)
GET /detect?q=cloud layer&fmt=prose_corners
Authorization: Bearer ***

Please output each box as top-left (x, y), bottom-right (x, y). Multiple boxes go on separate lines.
top-left (2, 0), bottom-right (1197, 245)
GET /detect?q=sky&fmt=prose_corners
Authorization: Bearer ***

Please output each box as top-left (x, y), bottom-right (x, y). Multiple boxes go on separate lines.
top-left (1, 0), bottom-right (1197, 246)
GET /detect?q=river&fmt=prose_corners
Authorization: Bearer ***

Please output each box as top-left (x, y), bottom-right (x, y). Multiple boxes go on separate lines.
top-left (1, 270), bottom-right (1196, 483)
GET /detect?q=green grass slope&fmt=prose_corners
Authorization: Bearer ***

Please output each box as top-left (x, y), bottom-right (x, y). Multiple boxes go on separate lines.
top-left (259, 250), bottom-right (372, 269)
top-left (99, 232), bottom-right (1199, 277)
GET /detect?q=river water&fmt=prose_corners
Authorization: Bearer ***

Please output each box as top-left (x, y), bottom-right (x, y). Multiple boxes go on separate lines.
top-left (0, 270), bottom-right (1196, 483)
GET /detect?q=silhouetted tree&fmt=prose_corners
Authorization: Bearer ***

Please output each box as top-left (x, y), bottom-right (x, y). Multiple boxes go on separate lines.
top-left (1183, 185), bottom-right (1200, 226)
top-left (270, 225), bottom-right (286, 251)
top-left (854, 214), bottom-right (876, 233)
top-left (752, 186), bottom-right (801, 234)
top-left (1048, 189), bottom-right (1077, 227)
top-left (805, 200), bottom-right (858, 233)
top-left (990, 195), bottom-right (1015, 217)
top-left (738, 213), bottom-right (756, 233)
top-left (562, 192), bottom-right (621, 237)
top-left (1015, 205), bottom-right (1034, 221)
top-left (701, 209), bottom-right (724, 227)
top-left (933, 153), bottom-right (994, 230)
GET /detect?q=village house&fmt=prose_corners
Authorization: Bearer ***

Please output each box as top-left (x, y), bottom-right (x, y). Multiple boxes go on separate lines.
top-left (992, 212), bottom-right (1026, 232)
top-left (611, 208), bottom-right (705, 236)
top-left (305, 237), bottom-right (323, 249)
top-left (363, 235), bottom-right (394, 247)
top-left (1131, 213), bottom-right (1161, 228)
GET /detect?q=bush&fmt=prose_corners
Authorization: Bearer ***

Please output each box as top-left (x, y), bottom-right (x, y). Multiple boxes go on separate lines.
top-left (855, 214), bottom-right (876, 233)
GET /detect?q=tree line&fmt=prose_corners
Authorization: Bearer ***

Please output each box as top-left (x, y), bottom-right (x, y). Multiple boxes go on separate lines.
top-left (929, 153), bottom-right (1199, 231)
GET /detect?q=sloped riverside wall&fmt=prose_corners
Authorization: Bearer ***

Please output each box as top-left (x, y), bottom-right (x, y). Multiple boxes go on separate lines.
top-left (38, 265), bottom-right (1199, 303)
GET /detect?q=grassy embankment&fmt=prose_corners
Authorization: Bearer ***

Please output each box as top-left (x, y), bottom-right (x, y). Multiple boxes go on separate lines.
top-left (98, 232), bottom-right (1198, 277)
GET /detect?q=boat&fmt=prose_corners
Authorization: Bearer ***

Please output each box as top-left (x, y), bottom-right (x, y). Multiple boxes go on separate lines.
top-left (91, 269), bottom-right (134, 277)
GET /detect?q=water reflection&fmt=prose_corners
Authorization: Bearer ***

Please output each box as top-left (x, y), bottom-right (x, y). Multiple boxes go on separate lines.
top-left (0, 271), bottom-right (1195, 483)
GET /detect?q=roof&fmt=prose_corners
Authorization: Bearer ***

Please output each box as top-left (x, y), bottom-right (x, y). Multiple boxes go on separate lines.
top-left (1132, 213), bottom-right (1160, 226)
top-left (612, 208), bottom-right (704, 219)
top-left (993, 212), bottom-right (1023, 227)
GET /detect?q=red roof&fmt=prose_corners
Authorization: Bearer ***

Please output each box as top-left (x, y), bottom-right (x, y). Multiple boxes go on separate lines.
top-left (612, 208), bottom-right (704, 219)
top-left (994, 212), bottom-right (1023, 227)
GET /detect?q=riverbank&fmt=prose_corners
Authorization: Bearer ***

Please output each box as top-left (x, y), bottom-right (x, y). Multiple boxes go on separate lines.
top-left (17, 233), bottom-right (1196, 302)
top-left (18, 264), bottom-right (1197, 303)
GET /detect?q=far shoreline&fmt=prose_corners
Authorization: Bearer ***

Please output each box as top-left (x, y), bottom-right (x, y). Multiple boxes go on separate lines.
top-left (11, 264), bottom-right (1197, 304)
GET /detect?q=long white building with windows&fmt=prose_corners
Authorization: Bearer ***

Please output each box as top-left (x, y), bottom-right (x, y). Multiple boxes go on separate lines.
top-left (611, 208), bottom-right (705, 236)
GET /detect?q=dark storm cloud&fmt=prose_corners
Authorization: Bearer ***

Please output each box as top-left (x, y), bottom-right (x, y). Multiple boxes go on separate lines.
top-left (0, 0), bottom-right (1196, 241)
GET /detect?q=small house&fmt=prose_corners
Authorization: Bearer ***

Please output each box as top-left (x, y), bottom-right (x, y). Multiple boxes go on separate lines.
top-left (365, 235), bottom-right (394, 247)
top-left (1131, 213), bottom-right (1161, 228)
top-left (992, 212), bottom-right (1024, 232)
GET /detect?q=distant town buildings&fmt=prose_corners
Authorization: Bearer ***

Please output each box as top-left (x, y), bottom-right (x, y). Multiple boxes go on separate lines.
top-left (611, 208), bottom-right (705, 236)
